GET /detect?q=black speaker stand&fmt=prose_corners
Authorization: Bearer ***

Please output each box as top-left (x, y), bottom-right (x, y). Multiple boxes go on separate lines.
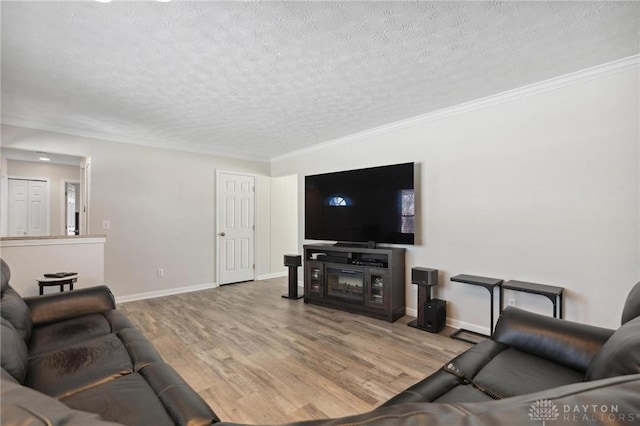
top-left (282, 255), bottom-right (303, 300)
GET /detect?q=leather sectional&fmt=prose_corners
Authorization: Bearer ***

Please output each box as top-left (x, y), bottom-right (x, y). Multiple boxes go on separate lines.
top-left (1, 259), bottom-right (219, 425)
top-left (2, 255), bottom-right (639, 425)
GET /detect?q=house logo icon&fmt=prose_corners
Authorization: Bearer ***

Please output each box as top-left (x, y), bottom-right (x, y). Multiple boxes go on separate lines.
top-left (529, 399), bottom-right (559, 425)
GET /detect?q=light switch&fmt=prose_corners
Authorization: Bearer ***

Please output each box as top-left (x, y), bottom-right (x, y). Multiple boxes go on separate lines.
top-left (102, 220), bottom-right (111, 230)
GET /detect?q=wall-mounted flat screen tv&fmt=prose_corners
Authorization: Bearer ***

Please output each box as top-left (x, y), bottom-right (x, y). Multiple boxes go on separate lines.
top-left (305, 162), bottom-right (415, 245)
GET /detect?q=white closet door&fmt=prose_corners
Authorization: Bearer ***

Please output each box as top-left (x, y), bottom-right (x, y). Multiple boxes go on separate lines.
top-left (8, 179), bottom-right (48, 237)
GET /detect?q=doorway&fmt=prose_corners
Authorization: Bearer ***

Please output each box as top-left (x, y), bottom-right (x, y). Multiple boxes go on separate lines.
top-left (1, 149), bottom-right (90, 237)
top-left (65, 181), bottom-right (81, 235)
top-left (216, 171), bottom-right (256, 285)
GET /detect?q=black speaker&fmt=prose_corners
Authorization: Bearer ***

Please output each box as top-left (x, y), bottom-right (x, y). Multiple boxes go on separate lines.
top-left (284, 254), bottom-right (302, 267)
top-left (424, 299), bottom-right (446, 333)
top-left (411, 267), bottom-right (438, 286)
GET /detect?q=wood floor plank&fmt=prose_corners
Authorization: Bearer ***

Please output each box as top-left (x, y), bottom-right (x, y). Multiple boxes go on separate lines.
top-left (119, 277), bottom-right (471, 423)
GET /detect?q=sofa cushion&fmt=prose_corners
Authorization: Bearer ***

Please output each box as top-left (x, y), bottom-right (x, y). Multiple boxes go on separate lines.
top-left (382, 340), bottom-right (507, 406)
top-left (29, 311), bottom-right (133, 357)
top-left (1, 318), bottom-right (29, 384)
top-left (62, 371), bottom-right (182, 426)
top-left (26, 333), bottom-right (134, 398)
top-left (1, 285), bottom-right (33, 343)
top-left (586, 316), bottom-right (640, 380)
top-left (61, 363), bottom-right (220, 426)
top-left (473, 347), bottom-right (584, 398)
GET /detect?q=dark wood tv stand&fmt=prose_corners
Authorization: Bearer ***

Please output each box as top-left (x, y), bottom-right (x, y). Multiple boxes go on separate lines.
top-left (303, 243), bottom-right (406, 322)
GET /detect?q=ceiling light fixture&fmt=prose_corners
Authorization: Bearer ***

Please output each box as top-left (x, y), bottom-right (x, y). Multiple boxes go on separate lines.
top-left (39, 157), bottom-right (51, 161)
top-left (95, 0), bottom-right (112, 3)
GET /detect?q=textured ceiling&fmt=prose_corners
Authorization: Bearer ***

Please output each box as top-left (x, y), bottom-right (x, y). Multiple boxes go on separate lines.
top-left (2, 1), bottom-right (639, 161)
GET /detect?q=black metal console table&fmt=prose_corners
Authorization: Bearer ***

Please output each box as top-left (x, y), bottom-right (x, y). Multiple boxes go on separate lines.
top-left (450, 274), bottom-right (503, 343)
top-left (502, 280), bottom-right (564, 319)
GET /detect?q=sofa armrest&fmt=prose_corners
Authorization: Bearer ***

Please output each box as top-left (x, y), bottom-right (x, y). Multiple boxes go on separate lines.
top-left (139, 363), bottom-right (220, 425)
top-left (492, 306), bottom-right (614, 372)
top-left (24, 286), bottom-right (116, 327)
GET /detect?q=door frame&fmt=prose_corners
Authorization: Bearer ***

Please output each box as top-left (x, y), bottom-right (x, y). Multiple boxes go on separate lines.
top-left (7, 176), bottom-right (51, 236)
top-left (215, 169), bottom-right (257, 286)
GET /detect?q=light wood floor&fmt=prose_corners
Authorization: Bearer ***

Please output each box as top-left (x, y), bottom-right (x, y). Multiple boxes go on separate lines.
top-left (118, 277), bottom-right (471, 424)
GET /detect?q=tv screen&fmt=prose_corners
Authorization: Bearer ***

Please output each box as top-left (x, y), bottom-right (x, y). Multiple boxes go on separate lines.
top-left (305, 162), bottom-right (415, 245)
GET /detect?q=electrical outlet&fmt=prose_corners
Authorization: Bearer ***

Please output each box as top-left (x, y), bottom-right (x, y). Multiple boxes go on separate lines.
top-left (102, 220), bottom-right (110, 230)
top-left (508, 298), bottom-right (516, 307)
top-left (157, 268), bottom-right (164, 278)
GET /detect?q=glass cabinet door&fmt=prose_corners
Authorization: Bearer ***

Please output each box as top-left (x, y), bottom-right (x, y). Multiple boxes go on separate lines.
top-left (366, 269), bottom-right (388, 309)
top-left (306, 261), bottom-right (324, 298)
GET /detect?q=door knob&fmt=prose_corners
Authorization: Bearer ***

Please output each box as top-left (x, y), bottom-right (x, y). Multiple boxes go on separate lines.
top-left (219, 232), bottom-right (226, 237)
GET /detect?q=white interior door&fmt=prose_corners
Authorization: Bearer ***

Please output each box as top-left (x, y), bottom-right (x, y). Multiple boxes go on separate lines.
top-left (217, 172), bottom-right (255, 285)
top-left (8, 179), bottom-right (48, 237)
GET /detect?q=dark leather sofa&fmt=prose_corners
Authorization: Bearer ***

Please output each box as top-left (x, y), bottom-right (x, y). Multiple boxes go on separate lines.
top-left (2, 250), bottom-right (639, 425)
top-left (0, 258), bottom-right (219, 426)
top-left (383, 283), bottom-right (640, 406)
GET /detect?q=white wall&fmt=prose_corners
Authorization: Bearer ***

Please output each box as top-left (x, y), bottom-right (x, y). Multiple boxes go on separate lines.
top-left (272, 68), bottom-right (640, 330)
top-left (0, 125), bottom-right (272, 300)
top-left (269, 174), bottom-right (299, 277)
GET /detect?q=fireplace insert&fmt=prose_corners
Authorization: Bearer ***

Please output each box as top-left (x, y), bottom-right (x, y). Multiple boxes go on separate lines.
top-left (326, 267), bottom-right (364, 303)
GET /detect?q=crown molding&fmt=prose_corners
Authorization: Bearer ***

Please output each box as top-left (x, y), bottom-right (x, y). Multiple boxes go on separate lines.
top-left (271, 54), bottom-right (640, 162)
top-left (0, 119), bottom-right (270, 164)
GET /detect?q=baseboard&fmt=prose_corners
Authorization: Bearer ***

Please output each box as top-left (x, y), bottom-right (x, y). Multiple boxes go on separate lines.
top-left (444, 318), bottom-right (490, 336)
top-left (405, 307), bottom-right (418, 318)
top-left (116, 272), bottom-right (289, 304)
top-left (256, 271), bottom-right (288, 280)
top-left (404, 307), bottom-right (490, 336)
top-left (115, 282), bottom-right (218, 304)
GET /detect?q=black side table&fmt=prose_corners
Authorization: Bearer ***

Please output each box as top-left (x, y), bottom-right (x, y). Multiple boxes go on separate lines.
top-left (502, 280), bottom-right (564, 318)
top-left (37, 274), bottom-right (78, 295)
top-left (282, 254), bottom-right (303, 300)
top-left (450, 274), bottom-right (503, 343)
